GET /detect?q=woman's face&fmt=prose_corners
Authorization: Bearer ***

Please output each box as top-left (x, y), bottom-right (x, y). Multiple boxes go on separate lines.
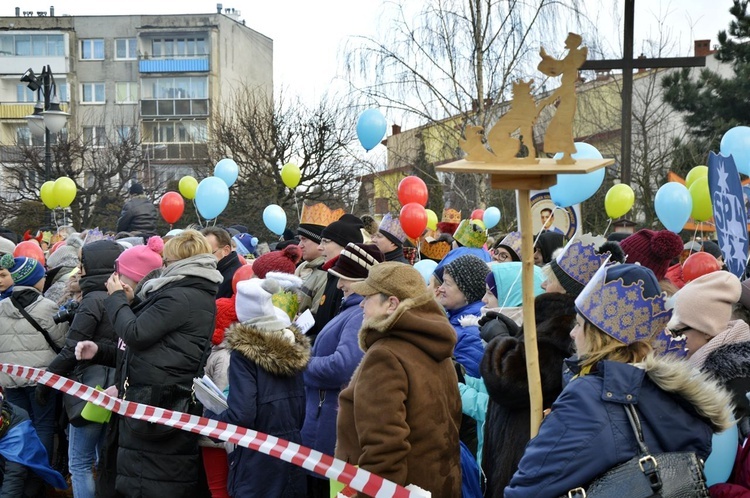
top-left (541, 273), bottom-right (565, 294)
top-left (437, 273), bottom-right (467, 310)
top-left (534, 247), bottom-right (544, 266)
top-left (337, 278), bottom-right (354, 298)
top-left (492, 247), bottom-right (513, 263)
top-left (683, 329), bottom-right (711, 358)
top-left (482, 285), bottom-right (499, 308)
top-left (570, 314), bottom-right (587, 354)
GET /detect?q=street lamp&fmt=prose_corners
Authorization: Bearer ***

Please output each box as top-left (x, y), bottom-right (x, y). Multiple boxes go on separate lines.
top-left (21, 65), bottom-right (70, 194)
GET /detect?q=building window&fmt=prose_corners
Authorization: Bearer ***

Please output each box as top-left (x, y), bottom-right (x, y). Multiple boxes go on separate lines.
top-left (81, 83), bottom-right (105, 104)
top-left (80, 39), bottom-right (104, 60)
top-left (115, 82), bottom-right (138, 103)
top-left (116, 126), bottom-right (136, 143)
top-left (115, 38), bottom-right (137, 60)
top-left (16, 85), bottom-right (36, 103)
top-left (150, 37), bottom-right (207, 57)
top-left (143, 121), bottom-right (207, 143)
top-left (83, 126), bottom-right (107, 147)
top-left (142, 76), bottom-right (208, 99)
top-left (0, 34), bottom-right (64, 57)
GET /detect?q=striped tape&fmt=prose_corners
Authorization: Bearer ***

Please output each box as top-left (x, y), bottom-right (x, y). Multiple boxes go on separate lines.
top-left (0, 364), bottom-right (427, 498)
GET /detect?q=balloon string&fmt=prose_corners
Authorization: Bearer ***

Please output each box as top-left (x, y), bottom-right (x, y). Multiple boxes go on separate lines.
top-left (602, 218), bottom-right (613, 237)
top-left (192, 200), bottom-right (203, 228)
top-left (292, 189), bottom-right (301, 224)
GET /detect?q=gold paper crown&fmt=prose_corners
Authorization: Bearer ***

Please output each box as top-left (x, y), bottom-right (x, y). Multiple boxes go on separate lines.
top-left (441, 208), bottom-right (461, 224)
top-left (575, 261), bottom-right (672, 345)
top-left (420, 239), bottom-right (451, 261)
top-left (555, 233), bottom-right (608, 286)
top-left (300, 203), bottom-right (344, 227)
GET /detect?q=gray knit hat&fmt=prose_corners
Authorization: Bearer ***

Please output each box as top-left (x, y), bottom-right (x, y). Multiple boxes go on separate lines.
top-left (443, 254), bottom-right (491, 304)
top-left (46, 235), bottom-right (83, 269)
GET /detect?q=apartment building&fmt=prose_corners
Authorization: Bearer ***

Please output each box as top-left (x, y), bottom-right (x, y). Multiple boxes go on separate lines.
top-left (0, 4), bottom-right (272, 193)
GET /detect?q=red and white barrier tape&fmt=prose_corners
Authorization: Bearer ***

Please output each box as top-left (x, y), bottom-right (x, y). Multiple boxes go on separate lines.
top-left (0, 364), bottom-right (426, 498)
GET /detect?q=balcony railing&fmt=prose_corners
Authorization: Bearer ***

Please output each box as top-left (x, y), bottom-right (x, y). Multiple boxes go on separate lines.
top-left (142, 142), bottom-right (208, 161)
top-left (0, 102), bottom-right (70, 119)
top-left (139, 57), bottom-right (209, 73)
top-left (140, 99), bottom-right (209, 118)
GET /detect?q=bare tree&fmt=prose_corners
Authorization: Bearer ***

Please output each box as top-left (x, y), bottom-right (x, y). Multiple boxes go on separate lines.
top-left (208, 85), bottom-right (362, 238)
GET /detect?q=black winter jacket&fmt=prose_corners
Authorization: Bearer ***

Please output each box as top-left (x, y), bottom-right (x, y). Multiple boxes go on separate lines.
top-left (216, 251), bottom-right (242, 299)
top-left (116, 196), bottom-right (157, 235)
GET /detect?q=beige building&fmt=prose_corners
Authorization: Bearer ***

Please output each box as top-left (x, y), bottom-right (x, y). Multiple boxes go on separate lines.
top-left (0, 5), bottom-right (272, 196)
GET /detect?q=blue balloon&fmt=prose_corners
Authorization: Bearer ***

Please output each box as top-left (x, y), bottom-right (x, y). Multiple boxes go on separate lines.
top-left (721, 126), bottom-right (750, 176)
top-left (356, 108), bottom-right (387, 151)
top-left (263, 204), bottom-right (287, 236)
top-left (550, 143), bottom-right (606, 207)
top-left (654, 182), bottom-right (692, 233)
top-left (195, 176), bottom-right (230, 220)
top-left (483, 206), bottom-right (501, 229)
top-left (214, 158), bottom-right (239, 187)
top-left (413, 259), bottom-right (438, 285)
top-left (704, 422), bottom-right (738, 486)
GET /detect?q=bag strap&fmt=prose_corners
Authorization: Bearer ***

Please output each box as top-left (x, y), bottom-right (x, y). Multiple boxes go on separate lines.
top-left (10, 296), bottom-right (62, 354)
top-left (623, 404), bottom-right (663, 497)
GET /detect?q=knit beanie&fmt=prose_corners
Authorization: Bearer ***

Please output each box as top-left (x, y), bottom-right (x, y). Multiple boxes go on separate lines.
top-left (1, 254), bottom-right (45, 287)
top-left (620, 229), bottom-right (683, 281)
top-left (321, 214), bottom-right (364, 248)
top-left (0, 236), bottom-right (15, 256)
top-left (115, 236), bottom-right (164, 283)
top-left (378, 213), bottom-right (407, 247)
top-left (328, 243), bottom-right (385, 281)
top-left (129, 182), bottom-right (144, 195)
top-left (233, 233), bottom-right (258, 257)
top-left (443, 254), bottom-right (491, 304)
top-left (667, 271), bottom-right (741, 337)
top-left (81, 240), bottom-right (124, 277)
top-left (235, 278), bottom-right (280, 323)
top-left (252, 245), bottom-right (302, 279)
top-left (701, 240), bottom-right (723, 260)
top-left (46, 235), bottom-right (83, 270)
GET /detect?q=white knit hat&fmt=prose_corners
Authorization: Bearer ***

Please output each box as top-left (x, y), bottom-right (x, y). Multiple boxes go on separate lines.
top-left (667, 271), bottom-right (742, 337)
top-left (235, 278), bottom-right (280, 323)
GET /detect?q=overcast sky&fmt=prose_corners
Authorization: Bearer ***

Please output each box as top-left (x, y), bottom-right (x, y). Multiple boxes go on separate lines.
top-left (8, 0), bottom-right (733, 103)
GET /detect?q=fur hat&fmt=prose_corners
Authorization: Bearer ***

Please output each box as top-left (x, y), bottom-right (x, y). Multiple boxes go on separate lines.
top-left (115, 236), bottom-right (164, 283)
top-left (320, 214), bottom-right (364, 248)
top-left (350, 262), bottom-right (430, 301)
top-left (0, 254), bottom-right (45, 287)
top-left (46, 235), bottom-right (83, 270)
top-left (620, 229), bottom-right (683, 281)
top-left (667, 271), bottom-right (741, 337)
top-left (443, 254), bottom-right (491, 304)
top-left (328, 243), bottom-right (384, 281)
top-left (252, 245), bottom-right (302, 279)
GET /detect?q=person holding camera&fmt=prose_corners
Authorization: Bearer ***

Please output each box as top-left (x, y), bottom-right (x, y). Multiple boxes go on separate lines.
top-left (36, 240), bottom-right (123, 498)
top-left (0, 254), bottom-right (67, 462)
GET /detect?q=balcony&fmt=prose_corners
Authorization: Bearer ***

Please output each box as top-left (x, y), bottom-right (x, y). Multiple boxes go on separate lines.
top-left (140, 99), bottom-right (209, 118)
top-left (0, 102), bottom-right (70, 120)
top-left (142, 142), bottom-right (208, 161)
top-left (139, 57), bottom-right (209, 73)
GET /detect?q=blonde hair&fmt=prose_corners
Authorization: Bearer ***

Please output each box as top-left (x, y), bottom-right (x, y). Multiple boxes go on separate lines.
top-left (163, 229), bottom-right (211, 261)
top-left (578, 321), bottom-right (652, 369)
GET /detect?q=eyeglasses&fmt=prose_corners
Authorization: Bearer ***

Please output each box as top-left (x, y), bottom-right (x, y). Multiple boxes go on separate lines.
top-left (495, 251), bottom-right (511, 261)
top-left (666, 325), bottom-right (691, 337)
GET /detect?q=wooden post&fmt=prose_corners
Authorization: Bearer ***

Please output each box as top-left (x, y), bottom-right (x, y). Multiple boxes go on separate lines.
top-left (517, 190), bottom-right (543, 437)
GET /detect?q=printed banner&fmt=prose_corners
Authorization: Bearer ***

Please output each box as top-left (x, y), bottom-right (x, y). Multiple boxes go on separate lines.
top-left (708, 152), bottom-right (748, 278)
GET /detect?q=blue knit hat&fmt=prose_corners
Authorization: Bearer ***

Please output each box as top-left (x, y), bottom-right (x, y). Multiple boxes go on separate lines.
top-left (0, 254), bottom-right (46, 287)
top-left (233, 233), bottom-right (258, 256)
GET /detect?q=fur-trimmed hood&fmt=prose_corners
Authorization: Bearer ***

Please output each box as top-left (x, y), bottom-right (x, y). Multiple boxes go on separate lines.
top-left (359, 291), bottom-right (456, 362)
top-left (227, 321), bottom-right (310, 376)
top-left (636, 354), bottom-right (734, 432)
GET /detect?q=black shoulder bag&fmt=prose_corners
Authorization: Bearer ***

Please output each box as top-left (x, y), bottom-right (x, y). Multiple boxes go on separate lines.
top-left (10, 296), bottom-right (61, 354)
top-left (563, 404), bottom-right (709, 498)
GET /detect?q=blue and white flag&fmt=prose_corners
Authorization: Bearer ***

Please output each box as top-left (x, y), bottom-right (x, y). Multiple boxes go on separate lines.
top-left (708, 151), bottom-right (749, 278)
top-left (0, 419), bottom-right (67, 489)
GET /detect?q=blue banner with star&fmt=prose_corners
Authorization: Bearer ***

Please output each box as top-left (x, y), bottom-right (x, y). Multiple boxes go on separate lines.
top-left (708, 151), bottom-right (749, 278)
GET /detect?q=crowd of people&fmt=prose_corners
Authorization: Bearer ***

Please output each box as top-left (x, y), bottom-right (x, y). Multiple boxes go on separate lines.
top-left (0, 190), bottom-right (747, 498)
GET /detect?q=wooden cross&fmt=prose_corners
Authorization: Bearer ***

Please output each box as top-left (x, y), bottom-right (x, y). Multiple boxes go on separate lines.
top-left (580, 0), bottom-right (707, 185)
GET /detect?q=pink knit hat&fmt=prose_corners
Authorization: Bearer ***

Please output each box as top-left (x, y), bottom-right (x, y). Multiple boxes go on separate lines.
top-left (115, 236), bottom-right (164, 282)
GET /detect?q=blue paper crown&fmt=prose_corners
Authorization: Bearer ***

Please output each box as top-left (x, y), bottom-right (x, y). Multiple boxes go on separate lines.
top-left (556, 233), bottom-right (609, 286)
top-left (575, 260), bottom-right (673, 345)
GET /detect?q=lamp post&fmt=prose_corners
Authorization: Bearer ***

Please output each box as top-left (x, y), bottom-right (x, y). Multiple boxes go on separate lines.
top-left (21, 65), bottom-right (69, 223)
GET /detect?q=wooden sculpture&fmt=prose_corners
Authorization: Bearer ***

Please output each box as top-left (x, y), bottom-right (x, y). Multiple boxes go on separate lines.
top-left (437, 33), bottom-right (613, 438)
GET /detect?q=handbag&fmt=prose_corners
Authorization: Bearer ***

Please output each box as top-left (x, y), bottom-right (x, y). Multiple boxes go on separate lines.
top-left (64, 363), bottom-right (115, 426)
top-left (563, 404), bottom-right (709, 498)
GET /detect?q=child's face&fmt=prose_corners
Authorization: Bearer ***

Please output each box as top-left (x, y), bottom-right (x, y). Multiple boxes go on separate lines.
top-left (0, 269), bottom-right (13, 292)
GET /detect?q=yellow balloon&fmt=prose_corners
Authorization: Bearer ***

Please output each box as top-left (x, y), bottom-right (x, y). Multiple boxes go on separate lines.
top-left (39, 181), bottom-right (57, 209)
top-left (281, 163), bottom-right (301, 189)
top-left (179, 176), bottom-right (199, 200)
top-left (53, 177), bottom-right (77, 208)
top-left (604, 183), bottom-right (635, 219)
top-left (425, 209), bottom-right (438, 231)
top-left (689, 176), bottom-right (713, 222)
top-left (685, 165), bottom-right (708, 190)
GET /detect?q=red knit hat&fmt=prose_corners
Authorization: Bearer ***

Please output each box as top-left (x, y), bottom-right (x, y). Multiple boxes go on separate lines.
top-left (251, 245), bottom-right (302, 278)
top-left (619, 229), bottom-right (683, 281)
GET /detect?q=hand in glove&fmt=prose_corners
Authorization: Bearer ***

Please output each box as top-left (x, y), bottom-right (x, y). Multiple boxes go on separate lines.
top-left (35, 384), bottom-right (53, 406)
top-left (479, 311), bottom-right (520, 343)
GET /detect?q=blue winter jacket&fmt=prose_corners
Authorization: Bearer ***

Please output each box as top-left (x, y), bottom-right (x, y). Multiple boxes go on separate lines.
top-left (301, 294), bottom-right (365, 457)
top-left (446, 300), bottom-right (485, 378)
top-left (505, 358), bottom-right (731, 498)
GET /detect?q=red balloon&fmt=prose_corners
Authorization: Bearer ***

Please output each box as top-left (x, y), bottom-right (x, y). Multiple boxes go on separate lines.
top-left (397, 176), bottom-right (428, 207)
top-left (682, 252), bottom-right (721, 283)
top-left (400, 203), bottom-right (428, 239)
top-left (471, 209), bottom-right (485, 221)
top-left (159, 192), bottom-right (184, 224)
top-left (231, 264), bottom-right (255, 293)
top-left (14, 240), bottom-right (45, 266)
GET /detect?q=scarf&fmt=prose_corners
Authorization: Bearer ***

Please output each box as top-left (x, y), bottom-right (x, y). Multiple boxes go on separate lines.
top-left (688, 320), bottom-right (750, 369)
top-left (137, 253), bottom-right (222, 300)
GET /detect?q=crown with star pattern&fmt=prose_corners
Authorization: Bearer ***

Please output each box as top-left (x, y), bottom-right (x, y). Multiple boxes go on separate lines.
top-left (553, 233), bottom-right (609, 289)
top-left (575, 260), bottom-right (672, 345)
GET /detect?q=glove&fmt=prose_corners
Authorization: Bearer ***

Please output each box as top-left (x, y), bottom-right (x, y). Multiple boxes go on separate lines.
top-left (35, 384), bottom-right (52, 406)
top-left (479, 311), bottom-right (520, 343)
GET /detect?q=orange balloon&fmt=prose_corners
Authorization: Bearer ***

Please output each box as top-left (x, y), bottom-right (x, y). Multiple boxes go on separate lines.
top-left (14, 240), bottom-right (46, 266)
